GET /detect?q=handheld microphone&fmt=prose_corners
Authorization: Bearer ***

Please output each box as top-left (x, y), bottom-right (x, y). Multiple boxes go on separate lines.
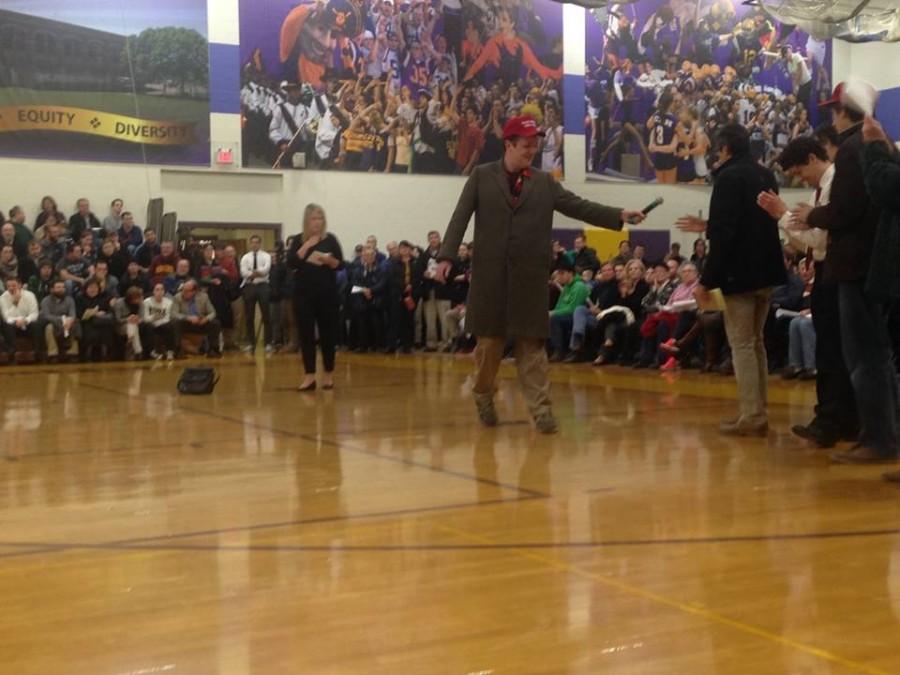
top-left (641, 197), bottom-right (664, 216)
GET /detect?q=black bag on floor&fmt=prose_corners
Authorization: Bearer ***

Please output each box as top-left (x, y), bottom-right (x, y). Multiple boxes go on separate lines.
top-left (177, 367), bottom-right (219, 395)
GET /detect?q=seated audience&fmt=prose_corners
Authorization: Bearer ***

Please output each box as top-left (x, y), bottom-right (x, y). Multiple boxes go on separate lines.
top-left (18, 240), bottom-right (42, 285)
top-left (117, 212), bottom-right (143, 256)
top-left (34, 195), bottom-right (66, 231)
top-left (564, 262), bottom-right (618, 362)
top-left (39, 220), bottom-right (67, 265)
top-left (92, 259), bottom-right (119, 297)
top-left (549, 259), bottom-right (590, 362)
top-left (149, 240), bottom-right (179, 287)
top-left (102, 198), bottom-right (124, 235)
top-left (28, 259), bottom-right (56, 303)
top-left (68, 198), bottom-right (101, 242)
top-left (566, 235), bottom-right (600, 274)
top-left (172, 279), bottom-right (222, 358)
top-left (58, 243), bottom-right (90, 295)
top-left (0, 244), bottom-right (19, 284)
top-left (0, 277), bottom-right (41, 363)
top-left (143, 283), bottom-right (177, 360)
top-left (166, 258), bottom-right (192, 297)
top-left (77, 278), bottom-right (115, 362)
top-left (133, 229), bottom-right (161, 272)
top-left (115, 286), bottom-right (148, 359)
top-left (121, 260), bottom-right (150, 297)
top-left (39, 279), bottom-right (80, 362)
top-left (97, 238), bottom-right (128, 280)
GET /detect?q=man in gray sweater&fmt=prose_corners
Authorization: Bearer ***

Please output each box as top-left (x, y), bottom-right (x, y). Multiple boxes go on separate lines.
top-left (39, 279), bottom-right (80, 362)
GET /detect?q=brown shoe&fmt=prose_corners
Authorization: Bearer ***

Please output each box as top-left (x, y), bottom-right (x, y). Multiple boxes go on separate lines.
top-left (534, 412), bottom-right (558, 434)
top-left (831, 445), bottom-right (899, 465)
top-left (719, 418), bottom-right (768, 437)
top-left (474, 395), bottom-right (498, 427)
top-left (883, 470), bottom-right (900, 483)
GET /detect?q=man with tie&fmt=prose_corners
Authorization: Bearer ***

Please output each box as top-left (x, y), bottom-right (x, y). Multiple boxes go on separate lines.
top-left (758, 136), bottom-right (858, 449)
top-left (434, 115), bottom-right (646, 434)
top-left (240, 235), bottom-right (274, 354)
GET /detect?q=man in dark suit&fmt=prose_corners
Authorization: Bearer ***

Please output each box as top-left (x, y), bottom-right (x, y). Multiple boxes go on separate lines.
top-left (794, 87), bottom-right (897, 465)
top-left (678, 124), bottom-right (786, 437)
top-left (435, 115), bottom-right (646, 434)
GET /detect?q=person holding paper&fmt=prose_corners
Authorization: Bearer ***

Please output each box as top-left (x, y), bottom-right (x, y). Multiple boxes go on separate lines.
top-left (676, 124), bottom-right (786, 437)
top-left (287, 204), bottom-right (345, 392)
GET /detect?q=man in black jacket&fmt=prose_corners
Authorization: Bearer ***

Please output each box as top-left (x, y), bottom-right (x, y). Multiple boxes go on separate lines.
top-left (679, 124), bottom-right (786, 436)
top-left (68, 199), bottom-right (101, 244)
top-left (794, 88), bottom-right (897, 465)
top-left (860, 115), bottom-right (900, 479)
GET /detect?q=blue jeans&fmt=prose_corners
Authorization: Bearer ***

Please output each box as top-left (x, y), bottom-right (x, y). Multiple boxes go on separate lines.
top-left (788, 315), bottom-right (816, 370)
top-left (839, 282), bottom-right (899, 456)
top-left (571, 306), bottom-right (598, 349)
top-left (550, 313), bottom-right (574, 353)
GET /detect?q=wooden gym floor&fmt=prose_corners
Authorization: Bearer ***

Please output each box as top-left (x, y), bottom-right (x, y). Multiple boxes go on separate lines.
top-left (0, 353), bottom-right (898, 674)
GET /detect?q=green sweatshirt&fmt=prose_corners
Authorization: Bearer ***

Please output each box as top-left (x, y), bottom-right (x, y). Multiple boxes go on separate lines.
top-left (552, 278), bottom-right (590, 317)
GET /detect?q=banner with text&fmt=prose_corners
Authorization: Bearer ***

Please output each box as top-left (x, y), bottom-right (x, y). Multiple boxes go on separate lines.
top-left (0, 1), bottom-right (209, 165)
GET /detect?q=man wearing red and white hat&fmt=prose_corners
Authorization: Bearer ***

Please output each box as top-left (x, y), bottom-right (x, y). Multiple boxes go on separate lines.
top-left (792, 83), bottom-right (898, 465)
top-left (436, 115), bottom-right (647, 433)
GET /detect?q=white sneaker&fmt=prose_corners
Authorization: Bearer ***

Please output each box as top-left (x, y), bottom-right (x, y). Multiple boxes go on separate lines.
top-left (151, 350), bottom-right (162, 360)
top-left (166, 351), bottom-right (175, 361)
top-left (241, 345), bottom-right (254, 353)
top-left (265, 344), bottom-right (275, 354)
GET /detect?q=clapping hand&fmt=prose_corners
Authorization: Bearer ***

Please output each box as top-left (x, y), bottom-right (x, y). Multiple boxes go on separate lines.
top-left (676, 215), bottom-right (707, 233)
top-left (789, 203), bottom-right (813, 230)
top-left (757, 190), bottom-right (788, 220)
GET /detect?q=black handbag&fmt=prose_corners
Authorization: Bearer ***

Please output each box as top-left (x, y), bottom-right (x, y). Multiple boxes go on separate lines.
top-left (177, 367), bottom-right (219, 395)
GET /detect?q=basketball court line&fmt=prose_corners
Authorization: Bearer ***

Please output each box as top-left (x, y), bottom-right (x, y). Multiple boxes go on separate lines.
top-left (436, 523), bottom-right (894, 675)
top-left (2, 521), bottom-right (899, 557)
top-left (76, 380), bottom-right (550, 498)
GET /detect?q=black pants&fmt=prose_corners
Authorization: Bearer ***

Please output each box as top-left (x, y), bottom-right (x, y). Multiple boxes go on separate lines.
top-left (243, 282), bottom-right (272, 346)
top-left (177, 319), bottom-right (222, 354)
top-left (810, 274), bottom-right (857, 436)
top-left (80, 317), bottom-right (116, 360)
top-left (146, 323), bottom-right (177, 352)
top-left (838, 282), bottom-right (899, 455)
top-left (295, 291), bottom-right (339, 374)
top-left (352, 303), bottom-right (383, 351)
top-left (389, 298), bottom-right (415, 351)
top-left (2, 321), bottom-right (42, 354)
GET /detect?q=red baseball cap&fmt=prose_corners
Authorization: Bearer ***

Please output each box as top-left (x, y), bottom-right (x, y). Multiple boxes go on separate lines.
top-left (819, 82), bottom-right (845, 108)
top-left (502, 115), bottom-right (545, 140)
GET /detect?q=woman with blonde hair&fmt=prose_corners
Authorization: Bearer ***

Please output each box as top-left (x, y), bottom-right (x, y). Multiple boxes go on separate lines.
top-left (286, 204), bottom-right (344, 391)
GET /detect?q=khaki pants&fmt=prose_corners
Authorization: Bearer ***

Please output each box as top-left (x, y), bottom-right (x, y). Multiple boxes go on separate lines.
top-left (723, 288), bottom-right (772, 424)
top-left (44, 324), bottom-right (79, 357)
top-left (445, 305), bottom-right (466, 345)
top-left (423, 296), bottom-right (451, 349)
top-left (473, 336), bottom-right (552, 417)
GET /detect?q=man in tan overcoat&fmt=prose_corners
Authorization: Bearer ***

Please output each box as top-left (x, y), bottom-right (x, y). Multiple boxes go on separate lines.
top-left (436, 116), bottom-right (646, 433)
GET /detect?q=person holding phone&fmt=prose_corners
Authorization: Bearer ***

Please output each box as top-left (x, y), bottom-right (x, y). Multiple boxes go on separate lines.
top-left (287, 204), bottom-right (344, 391)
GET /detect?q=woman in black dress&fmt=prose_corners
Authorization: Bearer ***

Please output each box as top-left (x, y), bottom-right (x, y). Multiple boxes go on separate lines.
top-left (287, 204), bottom-right (344, 391)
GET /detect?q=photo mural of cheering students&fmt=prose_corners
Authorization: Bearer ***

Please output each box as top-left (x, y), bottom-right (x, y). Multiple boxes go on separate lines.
top-left (240, 0), bottom-right (566, 176)
top-left (585, 0), bottom-right (832, 185)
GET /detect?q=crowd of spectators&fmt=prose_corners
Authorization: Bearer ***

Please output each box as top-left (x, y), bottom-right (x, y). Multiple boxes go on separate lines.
top-left (5, 184), bottom-right (896, 379)
top-left (241, 0), bottom-right (565, 176)
top-left (587, 5), bottom-right (829, 186)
